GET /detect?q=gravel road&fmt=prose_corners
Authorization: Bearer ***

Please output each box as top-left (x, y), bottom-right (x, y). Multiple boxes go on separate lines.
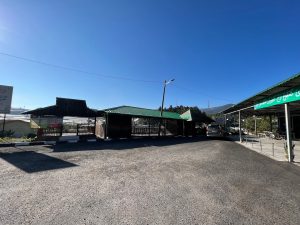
top-left (1, 137), bottom-right (300, 225)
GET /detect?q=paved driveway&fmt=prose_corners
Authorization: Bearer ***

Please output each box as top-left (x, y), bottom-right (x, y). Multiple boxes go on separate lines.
top-left (1, 137), bottom-right (300, 225)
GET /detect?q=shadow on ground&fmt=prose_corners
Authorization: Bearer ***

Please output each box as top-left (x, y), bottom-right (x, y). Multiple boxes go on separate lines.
top-left (52, 136), bottom-right (225, 152)
top-left (0, 151), bottom-right (77, 173)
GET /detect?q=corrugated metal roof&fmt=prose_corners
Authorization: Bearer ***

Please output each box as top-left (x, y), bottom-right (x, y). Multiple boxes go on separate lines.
top-left (180, 109), bottom-right (214, 123)
top-left (223, 72), bottom-right (300, 114)
top-left (180, 109), bottom-right (192, 121)
top-left (23, 97), bottom-right (103, 117)
top-left (104, 105), bottom-right (183, 120)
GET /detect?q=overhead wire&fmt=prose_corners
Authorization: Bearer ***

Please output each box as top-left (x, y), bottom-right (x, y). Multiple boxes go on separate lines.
top-left (0, 51), bottom-right (235, 104)
top-left (0, 51), bottom-right (161, 83)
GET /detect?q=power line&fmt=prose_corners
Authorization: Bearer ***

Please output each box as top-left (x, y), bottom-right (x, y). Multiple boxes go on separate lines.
top-left (0, 51), bottom-right (161, 83)
top-left (0, 51), bottom-right (235, 104)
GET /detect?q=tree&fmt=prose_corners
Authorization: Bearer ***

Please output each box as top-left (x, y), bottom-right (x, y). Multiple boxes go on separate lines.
top-left (158, 105), bottom-right (211, 122)
top-left (160, 105), bottom-right (196, 114)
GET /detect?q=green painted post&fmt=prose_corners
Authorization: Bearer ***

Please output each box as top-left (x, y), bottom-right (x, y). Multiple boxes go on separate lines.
top-left (239, 111), bottom-right (242, 143)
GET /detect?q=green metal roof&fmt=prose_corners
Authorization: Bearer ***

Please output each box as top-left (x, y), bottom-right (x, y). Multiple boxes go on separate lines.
top-left (223, 72), bottom-right (300, 114)
top-left (180, 109), bottom-right (214, 123)
top-left (103, 105), bottom-right (183, 120)
top-left (180, 110), bottom-right (192, 121)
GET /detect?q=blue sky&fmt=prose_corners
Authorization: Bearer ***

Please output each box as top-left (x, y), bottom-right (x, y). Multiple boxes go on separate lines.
top-left (1, 0), bottom-right (300, 110)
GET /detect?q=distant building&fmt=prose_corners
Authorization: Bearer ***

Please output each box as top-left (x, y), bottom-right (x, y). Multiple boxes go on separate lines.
top-left (0, 119), bottom-right (35, 138)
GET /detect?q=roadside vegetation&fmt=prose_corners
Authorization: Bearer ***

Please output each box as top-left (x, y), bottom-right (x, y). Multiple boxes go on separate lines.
top-left (0, 130), bottom-right (36, 143)
top-left (211, 113), bottom-right (278, 134)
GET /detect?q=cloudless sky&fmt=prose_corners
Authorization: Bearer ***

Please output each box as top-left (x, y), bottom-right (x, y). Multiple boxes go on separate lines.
top-left (1, 0), bottom-right (300, 110)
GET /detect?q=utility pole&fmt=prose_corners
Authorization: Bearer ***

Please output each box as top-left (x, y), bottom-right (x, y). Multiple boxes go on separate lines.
top-left (158, 79), bottom-right (175, 137)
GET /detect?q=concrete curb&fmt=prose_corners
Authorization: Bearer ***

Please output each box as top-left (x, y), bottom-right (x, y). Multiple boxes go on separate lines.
top-left (229, 138), bottom-right (293, 164)
top-left (0, 139), bottom-right (100, 147)
top-left (15, 142), bottom-right (30, 146)
top-left (0, 136), bottom-right (196, 148)
top-left (0, 141), bottom-right (54, 148)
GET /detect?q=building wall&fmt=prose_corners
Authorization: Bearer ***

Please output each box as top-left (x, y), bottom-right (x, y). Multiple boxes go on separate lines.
top-left (184, 121), bottom-right (196, 136)
top-left (0, 120), bottom-right (35, 138)
top-left (278, 115), bottom-right (300, 139)
top-left (165, 119), bottom-right (181, 135)
top-left (293, 116), bottom-right (300, 139)
top-left (107, 114), bottom-right (132, 138)
top-left (95, 119), bottom-right (105, 139)
top-left (177, 120), bottom-right (184, 136)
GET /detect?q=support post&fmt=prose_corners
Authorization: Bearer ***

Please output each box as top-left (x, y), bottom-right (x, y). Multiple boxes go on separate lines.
top-left (224, 114), bottom-right (227, 128)
top-left (284, 103), bottom-right (293, 162)
top-left (148, 119), bottom-right (151, 136)
top-left (2, 113), bottom-right (6, 133)
top-left (269, 115), bottom-right (273, 132)
top-left (260, 139), bottom-right (262, 152)
top-left (254, 115), bottom-right (257, 136)
top-left (239, 110), bottom-right (242, 142)
top-left (94, 117), bottom-right (97, 135)
top-left (105, 113), bottom-right (109, 139)
top-left (60, 125), bottom-right (63, 136)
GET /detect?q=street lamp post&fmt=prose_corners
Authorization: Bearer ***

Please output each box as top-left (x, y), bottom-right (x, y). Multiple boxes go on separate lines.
top-left (158, 79), bottom-right (175, 137)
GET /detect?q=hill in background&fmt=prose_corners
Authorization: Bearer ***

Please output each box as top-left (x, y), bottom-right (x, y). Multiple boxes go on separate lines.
top-left (201, 104), bottom-right (234, 115)
top-left (10, 108), bottom-right (30, 115)
top-left (0, 108), bottom-right (31, 121)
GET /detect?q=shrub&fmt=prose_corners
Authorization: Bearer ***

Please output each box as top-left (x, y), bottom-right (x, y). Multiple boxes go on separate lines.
top-left (0, 130), bottom-right (15, 138)
top-left (27, 133), bottom-right (37, 139)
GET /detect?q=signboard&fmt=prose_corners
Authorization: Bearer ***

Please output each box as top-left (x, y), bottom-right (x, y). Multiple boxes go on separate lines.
top-left (0, 85), bottom-right (13, 114)
top-left (30, 116), bottom-right (63, 129)
top-left (255, 85), bottom-right (300, 110)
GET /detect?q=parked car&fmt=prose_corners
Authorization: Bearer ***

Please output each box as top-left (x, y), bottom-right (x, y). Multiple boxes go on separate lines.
top-left (229, 125), bottom-right (239, 134)
top-left (229, 124), bottom-right (245, 135)
top-left (206, 124), bottom-right (225, 138)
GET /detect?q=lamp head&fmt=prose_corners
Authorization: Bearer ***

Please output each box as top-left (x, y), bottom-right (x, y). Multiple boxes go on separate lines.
top-left (166, 78), bottom-right (175, 85)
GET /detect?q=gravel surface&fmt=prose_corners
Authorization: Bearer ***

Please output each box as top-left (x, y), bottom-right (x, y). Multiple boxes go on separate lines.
top-left (1, 137), bottom-right (300, 225)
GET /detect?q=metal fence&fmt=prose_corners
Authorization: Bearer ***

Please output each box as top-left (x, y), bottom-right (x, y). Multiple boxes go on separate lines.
top-left (41, 123), bottom-right (95, 137)
top-left (132, 126), bottom-right (160, 136)
top-left (243, 135), bottom-right (299, 161)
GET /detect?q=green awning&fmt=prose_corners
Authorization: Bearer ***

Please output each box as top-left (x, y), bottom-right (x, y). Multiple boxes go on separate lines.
top-left (223, 72), bottom-right (300, 114)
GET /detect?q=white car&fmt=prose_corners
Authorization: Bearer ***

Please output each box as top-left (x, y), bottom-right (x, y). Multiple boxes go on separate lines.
top-left (206, 124), bottom-right (225, 138)
top-left (229, 125), bottom-right (245, 135)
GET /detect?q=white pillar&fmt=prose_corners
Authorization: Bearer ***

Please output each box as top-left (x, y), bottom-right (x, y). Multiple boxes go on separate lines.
top-left (239, 110), bottom-right (242, 142)
top-left (284, 103), bottom-right (292, 162)
top-left (254, 115), bottom-right (257, 136)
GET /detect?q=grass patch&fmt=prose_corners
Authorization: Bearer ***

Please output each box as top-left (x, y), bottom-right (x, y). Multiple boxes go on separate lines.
top-left (0, 137), bottom-right (36, 143)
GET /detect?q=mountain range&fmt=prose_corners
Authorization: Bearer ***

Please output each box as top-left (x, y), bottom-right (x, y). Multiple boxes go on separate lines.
top-left (9, 108), bottom-right (30, 115)
top-left (201, 104), bottom-right (234, 115)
